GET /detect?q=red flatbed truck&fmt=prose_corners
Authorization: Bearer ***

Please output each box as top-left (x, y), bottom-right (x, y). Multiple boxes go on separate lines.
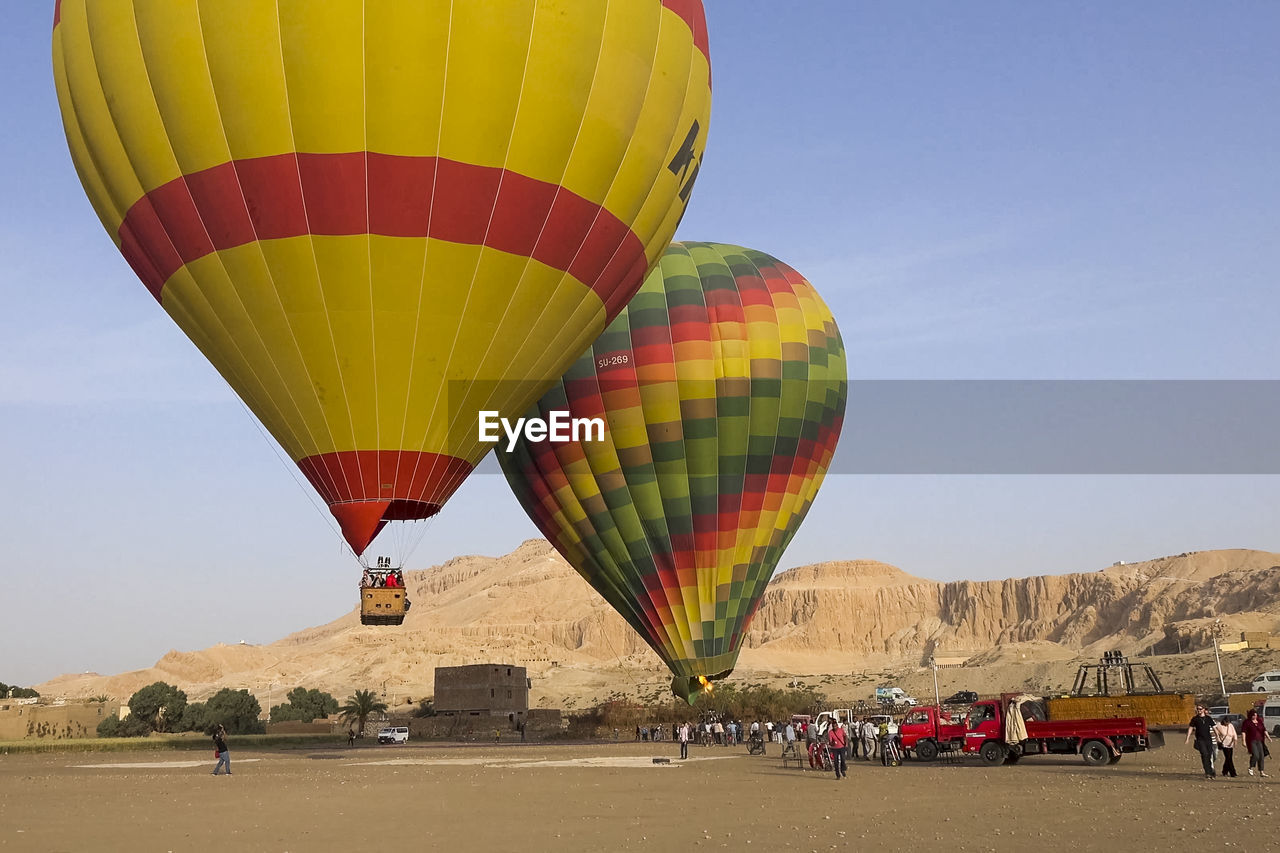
top-left (961, 694), bottom-right (1164, 767)
top-left (899, 705), bottom-right (966, 761)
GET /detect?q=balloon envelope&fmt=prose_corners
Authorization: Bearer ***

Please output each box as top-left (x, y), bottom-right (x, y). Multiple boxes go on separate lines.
top-left (53, 0), bottom-right (711, 554)
top-left (498, 242), bottom-right (847, 701)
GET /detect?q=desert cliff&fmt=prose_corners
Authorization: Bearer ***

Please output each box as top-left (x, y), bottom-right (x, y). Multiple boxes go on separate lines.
top-left (36, 543), bottom-right (1280, 708)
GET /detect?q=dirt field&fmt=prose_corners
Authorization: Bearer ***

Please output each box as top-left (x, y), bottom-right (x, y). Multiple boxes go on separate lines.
top-left (1, 738), bottom-right (1275, 852)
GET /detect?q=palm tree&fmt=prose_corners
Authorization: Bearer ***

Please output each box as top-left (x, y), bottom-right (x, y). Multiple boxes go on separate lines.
top-left (339, 689), bottom-right (388, 737)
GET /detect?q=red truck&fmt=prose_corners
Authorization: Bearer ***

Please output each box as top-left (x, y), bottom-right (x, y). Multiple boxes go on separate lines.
top-left (899, 705), bottom-right (966, 761)
top-left (961, 694), bottom-right (1164, 766)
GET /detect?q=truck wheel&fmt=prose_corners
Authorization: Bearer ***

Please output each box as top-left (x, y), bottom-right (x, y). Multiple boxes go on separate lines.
top-left (979, 741), bottom-right (1006, 765)
top-left (916, 739), bottom-right (939, 761)
top-left (1081, 740), bottom-right (1110, 767)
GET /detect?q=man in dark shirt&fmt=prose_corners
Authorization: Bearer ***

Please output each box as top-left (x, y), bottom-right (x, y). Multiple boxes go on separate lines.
top-left (212, 725), bottom-right (231, 776)
top-left (1185, 705), bottom-right (1216, 779)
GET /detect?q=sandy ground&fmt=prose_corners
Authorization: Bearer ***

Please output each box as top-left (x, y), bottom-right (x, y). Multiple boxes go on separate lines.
top-left (1, 739), bottom-right (1276, 853)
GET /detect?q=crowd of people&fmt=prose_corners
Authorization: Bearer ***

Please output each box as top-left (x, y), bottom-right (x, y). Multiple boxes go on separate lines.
top-left (635, 719), bottom-right (746, 747)
top-left (649, 715), bottom-right (904, 776)
top-left (1186, 705), bottom-right (1272, 780)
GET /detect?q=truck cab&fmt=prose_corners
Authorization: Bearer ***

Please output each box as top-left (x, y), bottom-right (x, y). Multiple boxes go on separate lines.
top-left (899, 705), bottom-right (965, 761)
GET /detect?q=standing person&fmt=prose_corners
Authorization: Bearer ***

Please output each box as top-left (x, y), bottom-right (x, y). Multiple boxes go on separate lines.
top-left (1185, 705), bottom-right (1217, 779)
top-left (878, 719), bottom-right (901, 766)
top-left (861, 719), bottom-right (877, 761)
top-left (828, 721), bottom-right (848, 779)
top-left (1214, 715), bottom-right (1239, 778)
top-left (1242, 708), bottom-right (1272, 777)
top-left (211, 725), bottom-right (231, 776)
top-left (347, 727), bottom-right (356, 747)
top-left (678, 722), bottom-right (690, 760)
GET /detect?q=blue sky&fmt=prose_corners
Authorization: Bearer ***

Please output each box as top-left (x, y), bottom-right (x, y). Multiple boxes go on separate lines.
top-left (2, 1), bottom-right (1277, 686)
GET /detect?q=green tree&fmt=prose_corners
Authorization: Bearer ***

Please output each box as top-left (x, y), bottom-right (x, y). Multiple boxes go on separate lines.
top-left (181, 702), bottom-right (211, 733)
top-left (270, 687), bottom-right (339, 723)
top-left (412, 698), bottom-right (436, 718)
top-left (204, 689), bottom-right (265, 735)
top-left (10, 687), bottom-right (40, 699)
top-left (0, 682), bottom-right (9, 699)
top-left (96, 714), bottom-right (121, 738)
top-left (339, 689), bottom-right (388, 736)
top-left (89, 695), bottom-right (111, 704)
top-left (96, 713), bottom-right (151, 738)
top-left (128, 682), bottom-right (188, 733)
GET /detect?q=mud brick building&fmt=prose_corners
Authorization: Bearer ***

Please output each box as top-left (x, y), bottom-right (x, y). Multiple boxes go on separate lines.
top-left (434, 664), bottom-right (530, 720)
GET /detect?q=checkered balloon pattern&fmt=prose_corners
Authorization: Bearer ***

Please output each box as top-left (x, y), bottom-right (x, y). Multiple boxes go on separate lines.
top-left (499, 242), bottom-right (846, 701)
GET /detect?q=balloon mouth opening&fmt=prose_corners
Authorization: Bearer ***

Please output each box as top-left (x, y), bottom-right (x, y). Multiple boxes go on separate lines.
top-left (671, 670), bottom-right (733, 705)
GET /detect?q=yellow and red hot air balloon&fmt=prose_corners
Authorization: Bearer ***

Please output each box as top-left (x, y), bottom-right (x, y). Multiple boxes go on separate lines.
top-left (498, 243), bottom-right (847, 701)
top-left (52, 0), bottom-right (711, 556)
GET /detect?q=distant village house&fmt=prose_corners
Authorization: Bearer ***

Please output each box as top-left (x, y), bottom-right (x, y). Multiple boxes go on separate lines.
top-left (434, 664), bottom-right (530, 722)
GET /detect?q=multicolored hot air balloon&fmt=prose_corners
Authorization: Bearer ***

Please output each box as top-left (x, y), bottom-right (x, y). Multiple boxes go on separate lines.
top-left (498, 242), bottom-right (847, 701)
top-left (52, 0), bottom-right (711, 556)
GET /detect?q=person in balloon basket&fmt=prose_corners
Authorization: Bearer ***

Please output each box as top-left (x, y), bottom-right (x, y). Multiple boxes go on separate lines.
top-left (211, 725), bottom-right (231, 776)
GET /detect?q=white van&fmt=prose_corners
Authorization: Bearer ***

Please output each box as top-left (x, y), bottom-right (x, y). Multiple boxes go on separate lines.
top-left (1264, 698), bottom-right (1280, 737)
top-left (377, 726), bottom-right (409, 744)
top-left (1252, 671), bottom-right (1280, 692)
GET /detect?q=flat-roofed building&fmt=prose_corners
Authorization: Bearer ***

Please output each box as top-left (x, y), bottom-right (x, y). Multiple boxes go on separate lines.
top-left (434, 664), bottom-right (529, 720)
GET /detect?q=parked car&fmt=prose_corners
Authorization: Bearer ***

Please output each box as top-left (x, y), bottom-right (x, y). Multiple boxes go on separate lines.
top-left (943, 691), bottom-right (978, 705)
top-left (1218, 713), bottom-right (1245, 731)
top-left (1252, 671), bottom-right (1280, 692)
top-left (377, 726), bottom-right (409, 744)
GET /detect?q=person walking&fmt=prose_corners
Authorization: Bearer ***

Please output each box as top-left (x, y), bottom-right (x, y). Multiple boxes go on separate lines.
top-left (1214, 715), bottom-right (1239, 778)
top-left (828, 721), bottom-right (848, 779)
top-left (1185, 706), bottom-right (1216, 779)
top-left (678, 721), bottom-right (690, 760)
top-left (211, 725), bottom-right (231, 776)
top-left (1242, 708), bottom-right (1272, 777)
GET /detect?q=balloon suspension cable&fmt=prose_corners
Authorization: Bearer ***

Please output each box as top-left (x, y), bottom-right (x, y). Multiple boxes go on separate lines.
top-left (228, 395), bottom-right (350, 555)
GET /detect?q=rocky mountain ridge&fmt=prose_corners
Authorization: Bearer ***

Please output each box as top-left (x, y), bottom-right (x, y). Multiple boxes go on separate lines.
top-left (37, 543), bottom-right (1280, 707)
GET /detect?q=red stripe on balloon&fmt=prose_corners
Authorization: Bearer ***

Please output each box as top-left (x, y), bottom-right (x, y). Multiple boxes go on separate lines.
top-left (118, 153), bottom-right (647, 311)
top-left (53, 0), bottom-right (62, 28)
top-left (297, 449), bottom-right (474, 509)
top-left (662, 0), bottom-right (710, 65)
